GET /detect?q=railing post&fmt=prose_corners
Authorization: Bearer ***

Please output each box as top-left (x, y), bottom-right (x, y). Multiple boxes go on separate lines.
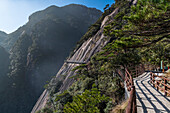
top-left (156, 81), bottom-right (159, 91)
top-left (147, 64), bottom-right (149, 71)
top-left (135, 66), bottom-right (137, 77)
top-left (125, 72), bottom-right (127, 84)
top-left (138, 65), bottom-right (140, 76)
top-left (143, 64), bottom-right (145, 72)
top-left (150, 73), bottom-right (152, 84)
top-left (139, 65), bottom-right (140, 73)
top-left (126, 86), bottom-right (134, 113)
top-left (131, 76), bottom-right (133, 86)
top-left (153, 74), bottom-right (155, 87)
top-left (164, 78), bottom-right (167, 96)
top-left (141, 64), bottom-right (143, 74)
top-left (132, 86), bottom-right (137, 113)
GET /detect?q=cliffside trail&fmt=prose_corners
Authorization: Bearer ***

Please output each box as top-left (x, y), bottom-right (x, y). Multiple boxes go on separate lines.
top-left (31, 0), bottom-right (138, 112)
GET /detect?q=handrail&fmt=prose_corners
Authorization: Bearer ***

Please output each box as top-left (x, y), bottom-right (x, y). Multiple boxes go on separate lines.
top-left (117, 69), bottom-right (125, 81)
top-left (125, 64), bottom-right (145, 113)
top-left (127, 64), bottom-right (145, 77)
top-left (144, 64), bottom-right (157, 71)
top-left (150, 72), bottom-right (170, 96)
top-left (116, 64), bottom-right (145, 113)
top-left (125, 68), bottom-right (136, 113)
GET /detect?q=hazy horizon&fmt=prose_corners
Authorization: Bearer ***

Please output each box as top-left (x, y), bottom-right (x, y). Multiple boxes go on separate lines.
top-left (0, 0), bottom-right (114, 34)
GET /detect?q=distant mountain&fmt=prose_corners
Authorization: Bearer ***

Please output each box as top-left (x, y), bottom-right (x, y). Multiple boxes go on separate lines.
top-left (0, 46), bottom-right (9, 76)
top-left (0, 31), bottom-right (8, 47)
top-left (0, 46), bottom-right (11, 112)
top-left (0, 31), bottom-right (7, 39)
top-left (4, 4), bottom-right (102, 113)
top-left (1, 4), bottom-right (101, 51)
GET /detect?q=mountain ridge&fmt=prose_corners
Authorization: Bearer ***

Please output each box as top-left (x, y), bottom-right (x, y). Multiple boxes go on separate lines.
top-left (0, 4), bottom-right (102, 51)
top-left (0, 4), bottom-right (102, 113)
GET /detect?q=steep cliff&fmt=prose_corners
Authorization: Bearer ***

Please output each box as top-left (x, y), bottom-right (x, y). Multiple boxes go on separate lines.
top-left (0, 31), bottom-right (8, 47)
top-left (32, 0), bottom-right (133, 112)
top-left (33, 0), bottom-right (170, 112)
top-left (0, 46), bottom-right (10, 78)
top-left (0, 46), bottom-right (11, 113)
top-left (4, 4), bottom-right (102, 113)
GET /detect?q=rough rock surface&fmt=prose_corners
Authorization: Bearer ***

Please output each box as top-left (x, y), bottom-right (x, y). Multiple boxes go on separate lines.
top-left (31, 0), bottom-right (139, 112)
top-left (31, 6), bottom-right (121, 113)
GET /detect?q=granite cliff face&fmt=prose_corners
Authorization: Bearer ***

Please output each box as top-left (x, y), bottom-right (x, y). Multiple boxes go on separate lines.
top-left (32, 0), bottom-right (139, 112)
top-left (0, 46), bottom-right (11, 112)
top-left (0, 46), bottom-right (10, 77)
top-left (0, 31), bottom-right (8, 47)
top-left (32, 3), bottom-right (118, 113)
top-left (9, 3), bottom-right (102, 94)
top-left (0, 4), bottom-right (102, 113)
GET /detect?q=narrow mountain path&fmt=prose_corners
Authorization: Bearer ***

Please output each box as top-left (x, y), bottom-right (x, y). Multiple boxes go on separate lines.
top-left (134, 72), bottom-right (170, 113)
top-left (65, 60), bottom-right (86, 64)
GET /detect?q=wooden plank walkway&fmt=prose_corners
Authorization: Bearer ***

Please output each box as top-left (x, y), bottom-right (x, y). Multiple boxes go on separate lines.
top-left (134, 72), bottom-right (170, 113)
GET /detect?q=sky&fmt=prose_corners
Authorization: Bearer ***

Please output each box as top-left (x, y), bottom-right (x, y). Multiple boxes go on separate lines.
top-left (0, 0), bottom-right (114, 34)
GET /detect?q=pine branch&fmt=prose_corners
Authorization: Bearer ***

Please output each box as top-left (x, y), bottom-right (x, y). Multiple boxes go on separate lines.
top-left (127, 33), bottom-right (170, 48)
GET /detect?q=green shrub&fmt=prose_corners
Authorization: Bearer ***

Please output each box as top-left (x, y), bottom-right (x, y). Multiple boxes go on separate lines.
top-left (63, 87), bottom-right (110, 113)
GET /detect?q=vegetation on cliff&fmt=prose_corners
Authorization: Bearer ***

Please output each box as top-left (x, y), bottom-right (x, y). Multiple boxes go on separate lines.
top-left (39, 0), bottom-right (170, 113)
top-left (104, 0), bottom-right (169, 66)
